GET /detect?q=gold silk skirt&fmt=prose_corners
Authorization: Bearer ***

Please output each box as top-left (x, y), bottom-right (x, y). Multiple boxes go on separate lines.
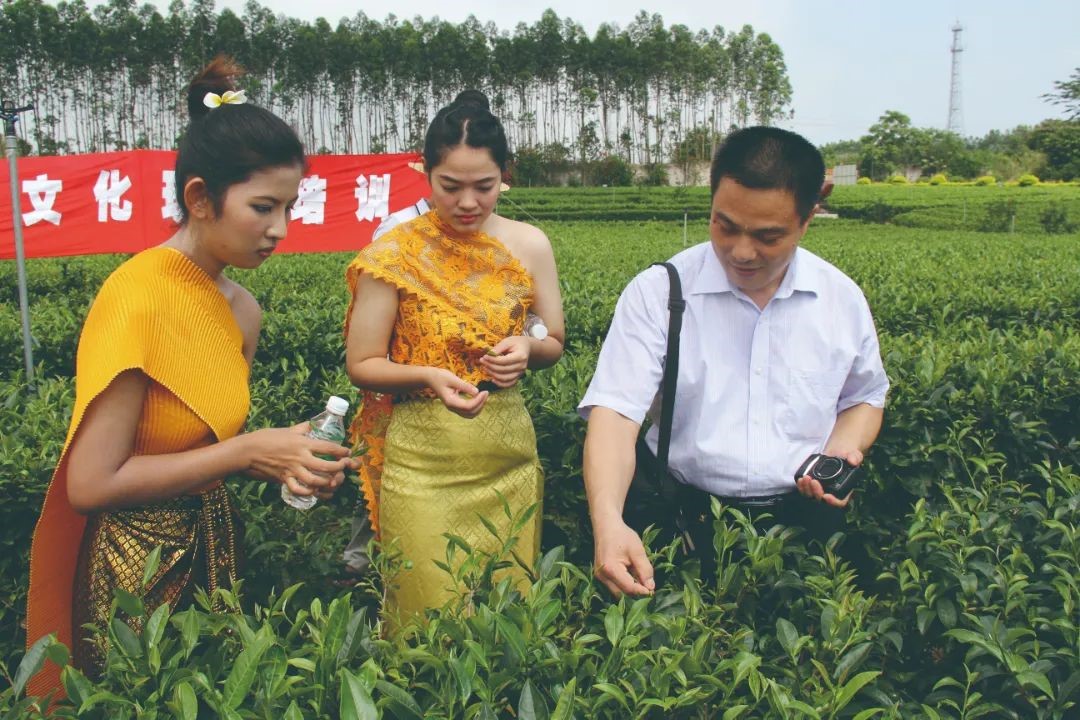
top-left (71, 485), bottom-right (239, 676)
top-left (379, 388), bottom-right (543, 626)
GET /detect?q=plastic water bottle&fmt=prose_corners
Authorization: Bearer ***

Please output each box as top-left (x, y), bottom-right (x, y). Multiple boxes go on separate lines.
top-left (281, 395), bottom-right (349, 510)
top-left (523, 312), bottom-right (548, 340)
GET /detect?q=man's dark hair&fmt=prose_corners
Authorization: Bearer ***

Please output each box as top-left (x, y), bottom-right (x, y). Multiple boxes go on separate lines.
top-left (709, 126), bottom-right (825, 221)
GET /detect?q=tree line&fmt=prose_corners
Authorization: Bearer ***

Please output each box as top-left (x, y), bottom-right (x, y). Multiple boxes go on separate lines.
top-left (0, 0), bottom-right (792, 169)
top-left (821, 69), bottom-right (1080, 184)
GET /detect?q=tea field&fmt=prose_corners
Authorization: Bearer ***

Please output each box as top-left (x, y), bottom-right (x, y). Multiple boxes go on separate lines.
top-left (0, 191), bottom-right (1078, 717)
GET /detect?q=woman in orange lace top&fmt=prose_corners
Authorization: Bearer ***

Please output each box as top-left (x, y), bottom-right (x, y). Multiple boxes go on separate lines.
top-left (344, 92), bottom-right (565, 624)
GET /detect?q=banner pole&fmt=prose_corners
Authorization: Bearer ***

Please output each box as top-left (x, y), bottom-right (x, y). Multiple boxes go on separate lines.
top-left (2, 100), bottom-right (36, 389)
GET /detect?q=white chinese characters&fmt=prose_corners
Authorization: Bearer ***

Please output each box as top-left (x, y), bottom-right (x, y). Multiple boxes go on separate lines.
top-left (291, 175), bottom-right (327, 225)
top-left (21, 174), bottom-right (64, 226)
top-left (354, 173), bottom-right (391, 222)
top-left (93, 169), bottom-right (133, 222)
top-left (161, 171), bottom-right (182, 222)
top-left (13, 167), bottom-right (410, 230)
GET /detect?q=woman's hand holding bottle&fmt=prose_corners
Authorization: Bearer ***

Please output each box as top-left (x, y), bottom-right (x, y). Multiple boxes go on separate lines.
top-left (245, 423), bottom-right (355, 499)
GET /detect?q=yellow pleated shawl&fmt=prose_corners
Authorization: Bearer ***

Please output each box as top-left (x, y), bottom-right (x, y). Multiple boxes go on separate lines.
top-left (26, 247), bottom-right (250, 696)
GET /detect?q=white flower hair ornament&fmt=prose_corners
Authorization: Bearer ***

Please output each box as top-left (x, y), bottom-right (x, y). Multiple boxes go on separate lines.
top-left (203, 89), bottom-right (247, 109)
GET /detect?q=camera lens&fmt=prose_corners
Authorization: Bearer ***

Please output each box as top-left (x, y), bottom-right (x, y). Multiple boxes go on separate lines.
top-left (814, 457), bottom-right (844, 480)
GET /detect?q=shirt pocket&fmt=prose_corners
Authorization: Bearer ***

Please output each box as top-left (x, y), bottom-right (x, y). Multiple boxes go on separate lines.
top-left (782, 367), bottom-right (847, 440)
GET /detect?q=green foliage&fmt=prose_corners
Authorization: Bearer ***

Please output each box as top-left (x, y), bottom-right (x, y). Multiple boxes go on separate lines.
top-left (1043, 67), bottom-right (1080, 120)
top-left (1028, 120), bottom-right (1080, 180)
top-left (2, 203), bottom-right (1080, 715)
top-left (636, 163), bottom-right (669, 187)
top-left (856, 176), bottom-right (872, 185)
top-left (929, 173), bottom-right (948, 186)
top-left (1039, 202), bottom-right (1077, 234)
top-left (975, 175), bottom-right (996, 186)
top-left (1017, 173), bottom-right (1041, 187)
top-left (980, 199), bottom-right (1017, 232)
top-left (0, 3), bottom-right (792, 164)
top-left (589, 156), bottom-right (634, 187)
top-left (886, 174), bottom-right (909, 185)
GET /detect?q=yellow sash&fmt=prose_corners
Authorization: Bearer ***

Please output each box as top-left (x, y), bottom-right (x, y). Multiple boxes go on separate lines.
top-left (344, 211), bottom-right (534, 533)
top-left (26, 247), bottom-right (250, 696)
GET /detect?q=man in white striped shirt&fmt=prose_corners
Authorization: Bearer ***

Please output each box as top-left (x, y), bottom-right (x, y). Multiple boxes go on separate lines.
top-left (579, 127), bottom-right (889, 597)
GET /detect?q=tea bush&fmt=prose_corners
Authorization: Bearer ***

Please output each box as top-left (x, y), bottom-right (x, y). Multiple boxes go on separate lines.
top-left (1, 213), bottom-right (1078, 717)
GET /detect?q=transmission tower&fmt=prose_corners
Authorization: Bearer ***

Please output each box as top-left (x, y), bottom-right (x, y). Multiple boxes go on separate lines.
top-left (947, 22), bottom-right (964, 135)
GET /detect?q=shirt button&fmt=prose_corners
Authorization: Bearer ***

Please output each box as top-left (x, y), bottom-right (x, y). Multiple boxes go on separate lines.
top-left (754, 367), bottom-right (763, 375)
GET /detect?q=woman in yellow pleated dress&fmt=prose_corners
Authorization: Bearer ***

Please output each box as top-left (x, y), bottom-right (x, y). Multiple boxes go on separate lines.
top-left (345, 92), bottom-right (565, 625)
top-left (25, 57), bottom-right (354, 693)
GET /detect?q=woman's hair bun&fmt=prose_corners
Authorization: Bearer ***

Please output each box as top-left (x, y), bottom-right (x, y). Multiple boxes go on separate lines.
top-left (186, 55), bottom-right (245, 120)
top-left (450, 90), bottom-right (490, 112)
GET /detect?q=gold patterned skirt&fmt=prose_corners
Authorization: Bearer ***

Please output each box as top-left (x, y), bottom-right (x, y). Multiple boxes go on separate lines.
top-left (379, 387), bottom-right (543, 626)
top-left (71, 485), bottom-right (239, 676)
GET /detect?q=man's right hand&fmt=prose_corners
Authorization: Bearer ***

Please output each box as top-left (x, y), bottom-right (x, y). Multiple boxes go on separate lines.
top-left (593, 521), bottom-right (655, 597)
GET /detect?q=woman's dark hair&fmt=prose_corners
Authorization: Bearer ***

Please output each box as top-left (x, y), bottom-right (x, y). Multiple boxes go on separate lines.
top-left (423, 90), bottom-right (509, 172)
top-left (174, 55), bottom-right (305, 223)
top-left (709, 126), bottom-right (826, 222)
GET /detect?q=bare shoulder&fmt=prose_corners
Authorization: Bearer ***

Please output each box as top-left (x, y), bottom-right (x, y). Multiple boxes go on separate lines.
top-left (222, 278), bottom-right (262, 335)
top-left (490, 215), bottom-right (553, 267)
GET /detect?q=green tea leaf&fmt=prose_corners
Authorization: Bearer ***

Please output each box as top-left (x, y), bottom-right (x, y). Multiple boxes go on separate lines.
top-left (178, 609), bottom-right (200, 659)
top-left (339, 668), bottom-right (378, 720)
top-left (287, 657), bottom-right (317, 672)
top-left (834, 642), bottom-right (872, 682)
top-left (61, 666), bottom-right (94, 707)
top-left (221, 626), bottom-right (273, 709)
top-left (45, 639), bottom-right (69, 669)
top-left (604, 605), bottom-right (624, 647)
top-left (375, 680), bottom-right (423, 719)
top-left (935, 598), bottom-right (958, 628)
top-left (1016, 670), bottom-right (1053, 699)
top-left (13, 634), bottom-right (55, 699)
top-left (495, 614), bottom-right (527, 664)
top-left (593, 682), bottom-right (630, 711)
top-left (551, 678), bottom-right (577, 720)
top-left (831, 670), bottom-right (880, 714)
top-left (322, 596), bottom-right (351, 663)
top-left (449, 655), bottom-right (473, 704)
top-left (336, 607), bottom-right (369, 666)
top-left (518, 679), bottom-right (549, 720)
top-left (175, 682), bottom-right (198, 720)
top-left (143, 602), bottom-right (171, 654)
top-left (141, 544), bottom-right (163, 591)
top-left (776, 618), bottom-right (799, 656)
top-left (111, 618), bottom-right (143, 658)
top-left (853, 710), bottom-right (885, 720)
top-left (114, 588), bottom-right (145, 618)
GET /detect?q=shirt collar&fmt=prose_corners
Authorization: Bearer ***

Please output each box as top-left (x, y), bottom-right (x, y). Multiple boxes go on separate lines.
top-left (690, 245), bottom-right (819, 299)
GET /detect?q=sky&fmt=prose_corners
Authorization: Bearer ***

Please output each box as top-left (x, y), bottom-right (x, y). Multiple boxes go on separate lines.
top-left (91, 0), bottom-right (1078, 146)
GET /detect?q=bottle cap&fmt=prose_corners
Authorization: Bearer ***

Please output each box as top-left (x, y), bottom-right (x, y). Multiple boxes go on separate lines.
top-left (528, 322), bottom-right (548, 340)
top-left (326, 396), bottom-right (350, 415)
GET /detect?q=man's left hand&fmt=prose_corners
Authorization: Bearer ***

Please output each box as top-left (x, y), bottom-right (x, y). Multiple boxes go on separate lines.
top-left (796, 448), bottom-right (862, 508)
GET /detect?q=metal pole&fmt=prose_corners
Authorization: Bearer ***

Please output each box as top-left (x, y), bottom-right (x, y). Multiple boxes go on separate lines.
top-left (682, 207), bottom-right (688, 246)
top-left (2, 100), bottom-right (35, 388)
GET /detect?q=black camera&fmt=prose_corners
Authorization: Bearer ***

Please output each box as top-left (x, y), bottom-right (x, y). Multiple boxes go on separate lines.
top-left (794, 454), bottom-right (861, 500)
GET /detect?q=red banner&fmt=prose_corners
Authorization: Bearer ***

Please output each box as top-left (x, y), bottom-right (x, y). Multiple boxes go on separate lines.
top-left (0, 151), bottom-right (430, 259)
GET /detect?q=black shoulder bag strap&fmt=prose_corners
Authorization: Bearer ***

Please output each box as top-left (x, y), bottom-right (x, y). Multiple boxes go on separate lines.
top-left (649, 262), bottom-right (695, 550)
